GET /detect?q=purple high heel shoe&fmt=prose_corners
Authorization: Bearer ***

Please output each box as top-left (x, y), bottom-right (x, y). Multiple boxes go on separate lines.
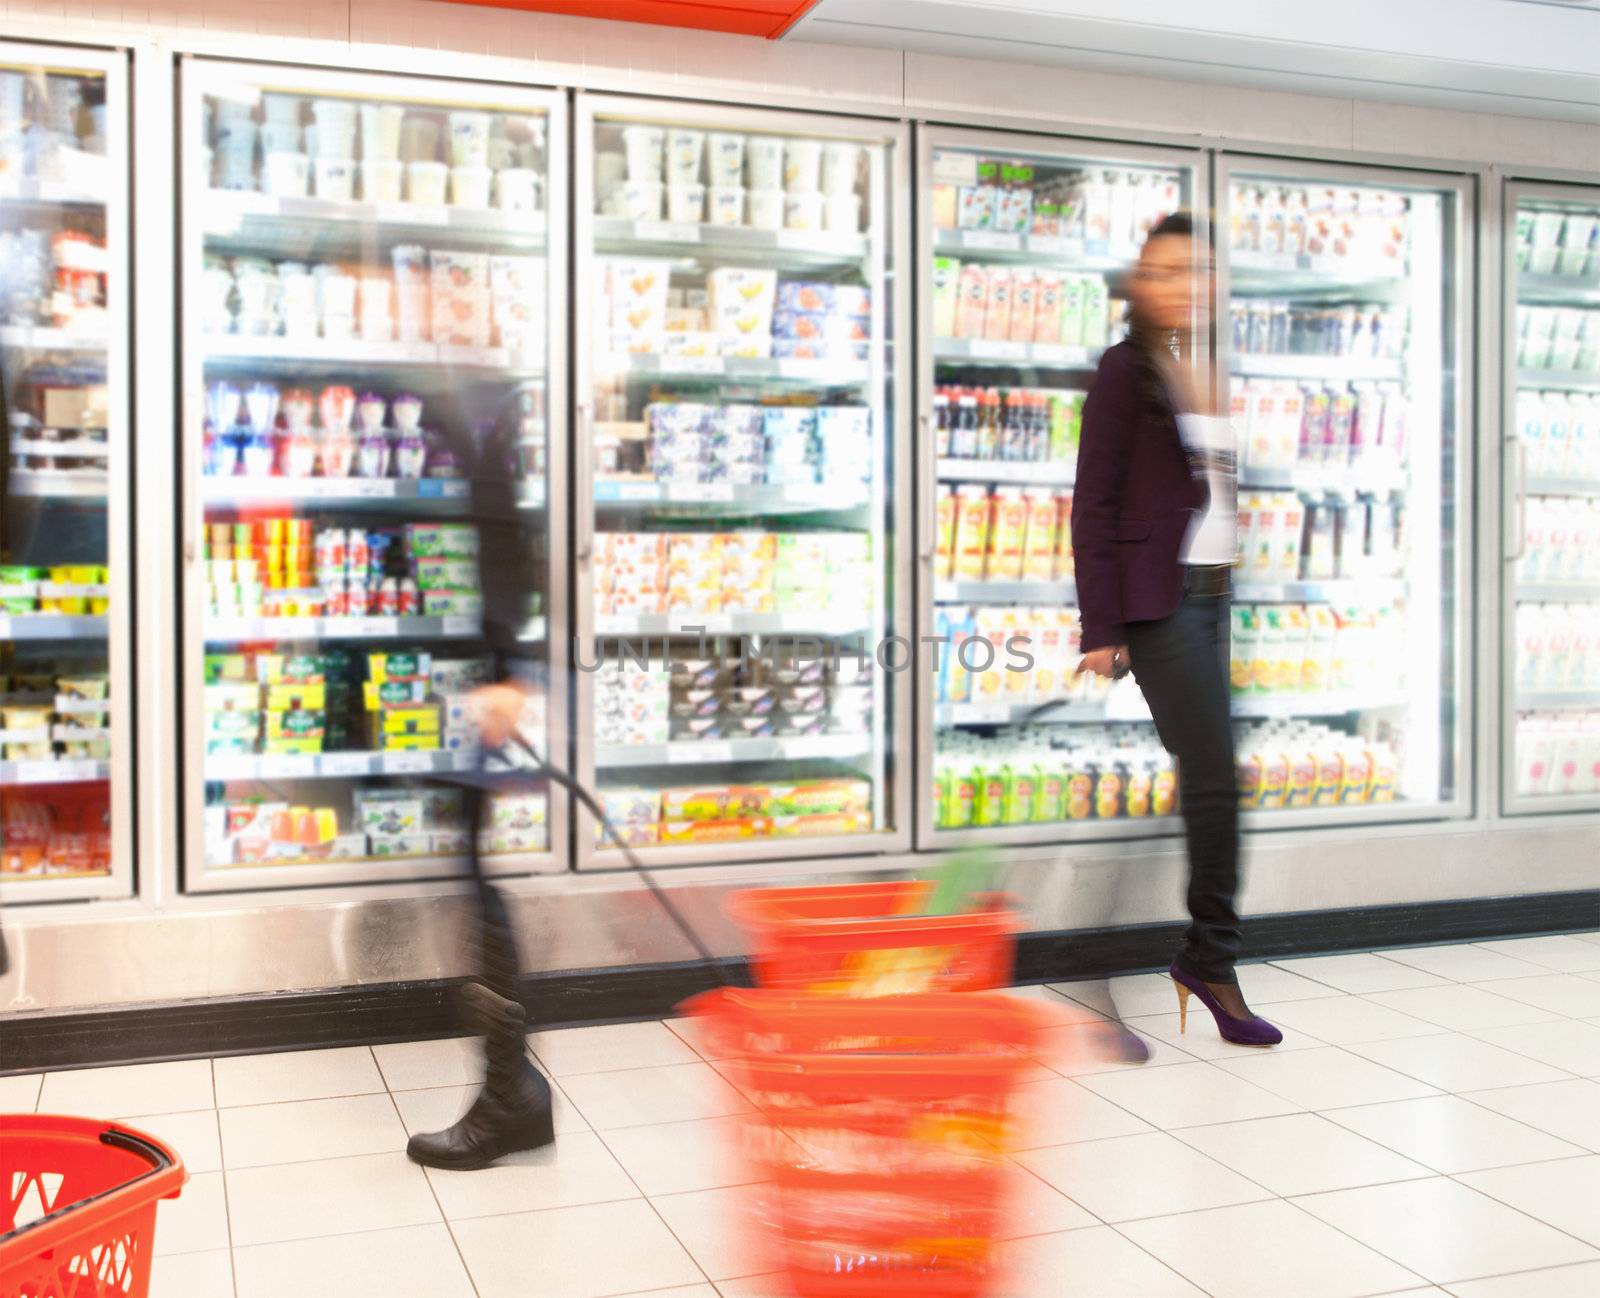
top-left (1170, 962), bottom-right (1283, 1047)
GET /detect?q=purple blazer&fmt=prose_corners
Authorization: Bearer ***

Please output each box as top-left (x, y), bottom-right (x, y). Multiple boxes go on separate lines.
top-left (1071, 340), bottom-right (1206, 652)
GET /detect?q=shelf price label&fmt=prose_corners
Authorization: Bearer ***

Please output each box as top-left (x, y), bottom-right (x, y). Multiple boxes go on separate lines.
top-left (672, 355), bottom-right (723, 375)
top-left (383, 751), bottom-right (435, 774)
top-left (0, 616), bottom-right (10, 639)
top-left (352, 617), bottom-right (397, 638)
top-left (378, 201), bottom-right (447, 226)
top-left (256, 756), bottom-right (304, 779)
top-left (320, 753), bottom-right (371, 777)
top-left (671, 742), bottom-right (731, 764)
top-left (442, 615), bottom-right (477, 637)
top-left (635, 220), bottom-right (701, 244)
top-left (962, 230), bottom-right (1020, 252)
top-left (15, 760), bottom-right (63, 784)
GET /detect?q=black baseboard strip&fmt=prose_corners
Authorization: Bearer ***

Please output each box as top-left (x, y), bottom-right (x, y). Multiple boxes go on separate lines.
top-left (4, 891), bottom-right (1595, 1075)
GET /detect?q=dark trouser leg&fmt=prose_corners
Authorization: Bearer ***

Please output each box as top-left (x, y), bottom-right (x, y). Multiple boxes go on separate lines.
top-left (1125, 594), bottom-right (1242, 983)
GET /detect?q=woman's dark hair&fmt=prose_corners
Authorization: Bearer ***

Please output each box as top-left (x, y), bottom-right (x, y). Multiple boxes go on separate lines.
top-left (1125, 209), bottom-right (1202, 415)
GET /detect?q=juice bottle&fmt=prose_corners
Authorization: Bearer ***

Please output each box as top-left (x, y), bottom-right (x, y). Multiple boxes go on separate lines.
top-left (945, 606), bottom-right (977, 702)
top-left (951, 759), bottom-right (979, 825)
top-left (932, 257), bottom-right (961, 338)
top-left (1280, 604), bottom-right (1311, 692)
top-left (1152, 754), bottom-right (1178, 816)
top-left (1254, 606), bottom-right (1284, 694)
top-left (1277, 495), bottom-right (1306, 580)
top-left (1303, 604), bottom-right (1338, 692)
top-left (977, 762), bottom-right (1009, 826)
top-left (1004, 761), bottom-right (1037, 824)
top-left (1096, 758), bottom-right (1126, 819)
top-left (1055, 491), bottom-right (1075, 579)
top-left (1008, 271), bottom-right (1039, 343)
top-left (1080, 275), bottom-right (1110, 349)
top-left (1033, 272), bottom-right (1063, 344)
top-left (1034, 759), bottom-right (1065, 821)
top-left (1065, 755), bottom-right (1094, 819)
top-left (973, 609), bottom-right (1009, 699)
top-left (978, 390), bottom-right (1002, 460)
top-left (1125, 759), bottom-right (1154, 817)
top-left (1236, 738), bottom-right (1264, 808)
top-left (987, 487), bottom-right (1027, 580)
top-left (1286, 740), bottom-right (1316, 808)
top-left (1060, 275), bottom-right (1085, 347)
top-left (933, 761), bottom-right (951, 828)
top-left (1368, 741), bottom-right (1397, 803)
top-left (951, 391), bottom-right (978, 458)
top-left (933, 390), bottom-right (951, 457)
top-left (1340, 742), bottom-right (1375, 804)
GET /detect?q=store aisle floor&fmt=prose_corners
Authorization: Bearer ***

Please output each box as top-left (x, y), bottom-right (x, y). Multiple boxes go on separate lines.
top-left (11, 933), bottom-right (1600, 1298)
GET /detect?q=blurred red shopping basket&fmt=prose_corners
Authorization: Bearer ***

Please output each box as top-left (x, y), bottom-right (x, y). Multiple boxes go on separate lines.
top-left (687, 987), bottom-right (1048, 1298)
top-left (726, 881), bottom-right (1018, 994)
top-left (0, 1115), bottom-right (185, 1298)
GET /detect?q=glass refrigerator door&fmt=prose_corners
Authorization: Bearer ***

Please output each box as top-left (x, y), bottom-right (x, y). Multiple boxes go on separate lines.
top-left (1, 45), bottom-right (131, 902)
top-left (917, 127), bottom-right (1203, 847)
top-left (1219, 159), bottom-right (1470, 823)
top-left (1504, 181), bottom-right (1600, 814)
top-left (180, 61), bottom-right (565, 890)
top-left (574, 96), bottom-right (910, 868)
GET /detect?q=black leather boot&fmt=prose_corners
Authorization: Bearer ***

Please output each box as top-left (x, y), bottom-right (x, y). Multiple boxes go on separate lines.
top-left (406, 981), bottom-right (556, 1170)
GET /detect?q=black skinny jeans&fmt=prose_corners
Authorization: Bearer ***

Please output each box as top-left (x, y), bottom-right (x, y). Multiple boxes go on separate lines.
top-left (1125, 589), bottom-right (1241, 983)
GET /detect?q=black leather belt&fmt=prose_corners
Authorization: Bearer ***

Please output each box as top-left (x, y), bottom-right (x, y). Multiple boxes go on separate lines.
top-left (1185, 564), bottom-right (1233, 598)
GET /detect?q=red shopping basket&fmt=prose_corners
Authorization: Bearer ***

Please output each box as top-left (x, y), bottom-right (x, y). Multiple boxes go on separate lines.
top-left (687, 987), bottom-right (1048, 1298)
top-left (726, 881), bottom-right (1017, 994)
top-left (0, 1115), bottom-right (186, 1298)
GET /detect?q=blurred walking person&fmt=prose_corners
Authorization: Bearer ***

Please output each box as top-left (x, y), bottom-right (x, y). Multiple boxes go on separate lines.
top-left (405, 387), bottom-right (559, 1168)
top-left (1071, 212), bottom-right (1281, 1047)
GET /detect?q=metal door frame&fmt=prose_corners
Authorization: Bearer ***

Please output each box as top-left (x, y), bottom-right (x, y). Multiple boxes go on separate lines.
top-left (911, 123), bottom-right (1211, 850)
top-left (1498, 175), bottom-right (1600, 818)
top-left (0, 41), bottom-right (134, 904)
top-left (571, 91), bottom-right (914, 871)
top-left (1215, 152), bottom-right (1478, 826)
top-left (177, 57), bottom-right (570, 892)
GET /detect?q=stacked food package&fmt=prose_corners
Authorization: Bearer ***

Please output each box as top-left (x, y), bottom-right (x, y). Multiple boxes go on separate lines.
top-left (599, 777), bottom-right (873, 847)
top-left (934, 485), bottom-right (1074, 583)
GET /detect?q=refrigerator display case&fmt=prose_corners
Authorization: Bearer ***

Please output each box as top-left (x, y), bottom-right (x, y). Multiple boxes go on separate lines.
top-left (1503, 181), bottom-right (1600, 814)
top-left (1218, 158), bottom-right (1470, 823)
top-left (1, 45), bottom-right (131, 902)
top-left (180, 61), bottom-right (566, 890)
top-left (916, 127), bottom-right (1204, 847)
top-left (573, 95), bottom-right (910, 868)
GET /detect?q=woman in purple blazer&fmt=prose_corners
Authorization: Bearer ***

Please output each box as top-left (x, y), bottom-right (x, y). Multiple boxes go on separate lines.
top-left (1072, 212), bottom-right (1281, 1047)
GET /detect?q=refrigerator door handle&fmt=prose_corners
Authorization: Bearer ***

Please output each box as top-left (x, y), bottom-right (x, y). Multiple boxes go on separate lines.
top-left (1507, 436), bottom-right (1526, 563)
top-left (917, 412), bottom-right (935, 562)
top-left (575, 402), bottom-right (595, 564)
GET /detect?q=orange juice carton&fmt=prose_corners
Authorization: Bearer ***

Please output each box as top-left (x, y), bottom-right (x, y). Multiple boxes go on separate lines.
top-left (973, 608), bottom-right (1011, 698)
top-left (1330, 608), bottom-right (1359, 692)
top-left (1001, 608), bottom-right (1031, 698)
top-left (1229, 604), bottom-right (1257, 695)
top-left (1277, 604), bottom-right (1311, 692)
top-left (952, 485), bottom-right (993, 580)
top-left (1060, 274), bottom-right (1085, 346)
top-left (1312, 737), bottom-right (1345, 806)
top-left (1236, 740), bottom-right (1264, 808)
top-left (1033, 271), bottom-right (1064, 344)
top-left (986, 486), bottom-right (1027, 580)
top-left (1258, 745), bottom-right (1290, 809)
top-left (1021, 488), bottom-right (1062, 580)
top-left (1286, 743), bottom-right (1317, 808)
top-left (1276, 494), bottom-right (1306, 580)
top-left (1231, 382), bottom-right (1253, 469)
top-left (1007, 271), bottom-right (1039, 343)
top-left (1303, 604), bottom-right (1338, 692)
top-left (934, 484), bottom-right (958, 578)
top-left (1340, 743), bottom-right (1375, 804)
top-left (1055, 490), bottom-right (1075, 578)
top-left (955, 263), bottom-right (989, 339)
top-left (1031, 605), bottom-right (1065, 700)
top-left (982, 266), bottom-right (1014, 342)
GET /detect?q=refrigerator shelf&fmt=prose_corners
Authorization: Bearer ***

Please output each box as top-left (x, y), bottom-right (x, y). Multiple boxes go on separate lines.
top-left (1518, 368), bottom-right (1600, 392)
top-left (934, 699), bottom-right (1106, 727)
top-left (1517, 584), bottom-right (1600, 604)
top-left (594, 611), bottom-right (872, 637)
top-left (1517, 271), bottom-right (1600, 306)
top-left (1240, 464), bottom-right (1408, 495)
top-left (933, 579), bottom-right (1076, 605)
top-left (6, 472), bottom-right (107, 500)
top-left (1228, 251), bottom-right (1407, 298)
top-left (202, 189), bottom-right (549, 252)
top-left (1234, 578), bottom-right (1407, 604)
top-left (201, 477), bottom-right (470, 507)
top-left (0, 326), bottom-right (108, 352)
top-left (204, 613), bottom-right (499, 643)
top-left (0, 178), bottom-right (104, 206)
top-left (1516, 689), bottom-right (1600, 711)
top-left (206, 749), bottom-right (477, 781)
top-left (932, 227), bottom-right (1134, 269)
top-left (594, 217), bottom-right (869, 266)
top-left (594, 732), bottom-right (873, 769)
top-left (936, 458), bottom-right (1075, 486)
top-left (1230, 692), bottom-right (1408, 718)
top-left (1525, 473), bottom-right (1600, 498)
top-left (0, 759), bottom-right (110, 786)
top-left (597, 353), bottom-right (871, 386)
top-left (0, 614), bottom-right (109, 640)
top-left (201, 334), bottom-right (543, 376)
top-left (934, 338), bottom-right (1101, 370)
top-left (593, 480), bottom-right (870, 514)
top-left (1232, 354), bottom-right (1403, 382)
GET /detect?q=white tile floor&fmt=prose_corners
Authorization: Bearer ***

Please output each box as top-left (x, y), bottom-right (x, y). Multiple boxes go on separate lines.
top-left (8, 934), bottom-right (1600, 1298)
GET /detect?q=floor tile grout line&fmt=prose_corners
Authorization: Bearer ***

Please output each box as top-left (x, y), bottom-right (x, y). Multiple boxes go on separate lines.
top-left (1100, 1218), bottom-right (1224, 1298)
top-left (599, 1115), bottom-right (719, 1293)
top-left (1439, 1159), bottom-right (1600, 1257)
top-left (380, 1081), bottom-right (483, 1298)
top-left (209, 1059), bottom-right (242, 1298)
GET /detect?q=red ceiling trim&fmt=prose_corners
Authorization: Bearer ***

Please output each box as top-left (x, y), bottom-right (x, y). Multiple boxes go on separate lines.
top-left (438, 0), bottom-right (822, 40)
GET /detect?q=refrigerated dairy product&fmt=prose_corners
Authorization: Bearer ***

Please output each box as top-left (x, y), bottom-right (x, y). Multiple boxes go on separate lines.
top-left (1233, 721), bottom-right (1399, 810)
top-left (1515, 711), bottom-right (1600, 798)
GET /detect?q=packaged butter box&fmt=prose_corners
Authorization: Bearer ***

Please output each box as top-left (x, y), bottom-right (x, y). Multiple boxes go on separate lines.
top-left (364, 678), bottom-right (430, 710)
top-left (377, 704), bottom-right (441, 736)
top-left (206, 682), bottom-right (262, 713)
top-left (413, 556), bottom-right (478, 592)
top-left (266, 682), bottom-right (326, 712)
top-left (378, 732), bottom-right (441, 752)
top-left (368, 651), bottom-right (432, 685)
top-left (658, 816), bottom-right (772, 845)
top-left (356, 793), bottom-right (424, 836)
top-left (420, 590), bottom-right (483, 618)
top-left (482, 829), bottom-right (546, 855)
top-left (261, 736), bottom-right (323, 756)
top-left (405, 522), bottom-right (480, 559)
top-left (265, 709), bottom-right (325, 741)
top-left (766, 778), bottom-right (873, 817)
top-left (490, 791), bottom-right (547, 831)
top-left (368, 834), bottom-right (428, 857)
top-left (769, 811), bottom-right (872, 838)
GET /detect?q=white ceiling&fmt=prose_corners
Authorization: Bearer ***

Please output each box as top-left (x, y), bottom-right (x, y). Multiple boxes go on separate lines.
top-left (790, 0), bottom-right (1600, 123)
